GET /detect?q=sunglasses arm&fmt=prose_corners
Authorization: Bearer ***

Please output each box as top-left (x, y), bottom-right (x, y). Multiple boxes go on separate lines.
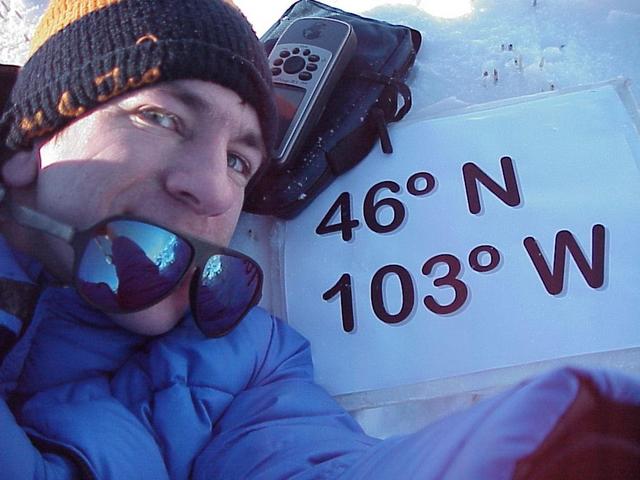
top-left (0, 184), bottom-right (76, 242)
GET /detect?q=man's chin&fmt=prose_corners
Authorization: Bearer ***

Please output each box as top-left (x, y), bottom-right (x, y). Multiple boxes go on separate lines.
top-left (109, 299), bottom-right (189, 336)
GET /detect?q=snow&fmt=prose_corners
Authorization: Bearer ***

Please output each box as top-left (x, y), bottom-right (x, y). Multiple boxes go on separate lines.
top-left (2, 0), bottom-right (638, 115)
top-left (398, 0), bottom-right (640, 114)
top-left (0, 0), bottom-right (38, 65)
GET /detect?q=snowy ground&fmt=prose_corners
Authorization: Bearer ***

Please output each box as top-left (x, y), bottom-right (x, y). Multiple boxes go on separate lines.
top-left (2, 0), bottom-right (639, 114)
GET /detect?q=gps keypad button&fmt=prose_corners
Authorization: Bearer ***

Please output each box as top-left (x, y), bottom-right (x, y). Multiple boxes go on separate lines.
top-left (283, 56), bottom-right (306, 74)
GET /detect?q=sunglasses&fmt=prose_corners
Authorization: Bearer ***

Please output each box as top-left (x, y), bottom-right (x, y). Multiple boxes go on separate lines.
top-left (0, 187), bottom-right (263, 338)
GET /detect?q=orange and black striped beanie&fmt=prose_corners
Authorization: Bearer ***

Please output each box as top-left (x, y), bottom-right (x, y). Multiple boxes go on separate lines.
top-left (0, 0), bottom-right (276, 152)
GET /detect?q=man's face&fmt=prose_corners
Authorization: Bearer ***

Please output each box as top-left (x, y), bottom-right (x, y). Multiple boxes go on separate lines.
top-left (2, 79), bottom-right (266, 335)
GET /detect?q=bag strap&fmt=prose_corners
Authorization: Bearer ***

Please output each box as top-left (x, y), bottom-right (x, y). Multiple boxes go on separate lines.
top-left (351, 71), bottom-right (414, 154)
top-left (358, 71), bottom-right (413, 122)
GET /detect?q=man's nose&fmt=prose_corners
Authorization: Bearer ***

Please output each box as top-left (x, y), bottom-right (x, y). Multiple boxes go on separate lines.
top-left (163, 144), bottom-right (237, 216)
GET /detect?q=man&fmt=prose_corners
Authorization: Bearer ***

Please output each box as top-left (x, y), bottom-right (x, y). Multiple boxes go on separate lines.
top-left (0, 1), bottom-right (638, 479)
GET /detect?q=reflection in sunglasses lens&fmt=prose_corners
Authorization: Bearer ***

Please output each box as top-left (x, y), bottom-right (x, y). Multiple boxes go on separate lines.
top-left (76, 220), bottom-right (192, 311)
top-left (195, 255), bottom-right (259, 337)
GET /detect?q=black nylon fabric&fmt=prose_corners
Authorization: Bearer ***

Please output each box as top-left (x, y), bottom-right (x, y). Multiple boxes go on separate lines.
top-left (244, 0), bottom-right (421, 218)
top-left (0, 65), bottom-right (18, 113)
top-left (0, 65), bottom-right (18, 157)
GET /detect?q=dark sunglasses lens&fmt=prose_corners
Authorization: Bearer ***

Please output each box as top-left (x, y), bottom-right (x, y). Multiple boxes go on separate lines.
top-left (194, 254), bottom-right (261, 337)
top-left (76, 220), bottom-right (193, 311)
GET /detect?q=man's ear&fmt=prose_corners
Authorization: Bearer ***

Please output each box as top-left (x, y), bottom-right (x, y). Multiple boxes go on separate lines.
top-left (1, 144), bottom-right (39, 187)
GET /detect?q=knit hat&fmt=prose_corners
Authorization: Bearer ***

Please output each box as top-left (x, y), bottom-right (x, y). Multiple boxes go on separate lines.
top-left (0, 0), bottom-right (277, 153)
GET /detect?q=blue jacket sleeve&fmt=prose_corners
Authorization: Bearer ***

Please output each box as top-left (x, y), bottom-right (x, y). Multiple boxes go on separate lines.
top-left (192, 315), bottom-right (380, 479)
top-left (0, 398), bottom-right (79, 479)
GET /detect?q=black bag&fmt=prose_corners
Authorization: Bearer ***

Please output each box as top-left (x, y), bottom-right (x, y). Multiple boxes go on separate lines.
top-left (0, 64), bottom-right (19, 160)
top-left (0, 64), bottom-right (18, 113)
top-left (244, 0), bottom-right (422, 219)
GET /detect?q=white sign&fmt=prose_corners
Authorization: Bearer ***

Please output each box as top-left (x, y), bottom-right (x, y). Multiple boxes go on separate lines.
top-left (283, 82), bottom-right (640, 396)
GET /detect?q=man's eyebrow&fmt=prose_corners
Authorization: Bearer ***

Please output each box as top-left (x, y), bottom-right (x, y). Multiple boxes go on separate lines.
top-left (236, 129), bottom-right (265, 152)
top-left (155, 84), bottom-right (265, 152)
top-left (155, 84), bottom-right (212, 116)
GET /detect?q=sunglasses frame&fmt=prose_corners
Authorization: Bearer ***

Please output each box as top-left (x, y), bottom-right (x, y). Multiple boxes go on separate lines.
top-left (0, 185), bottom-right (263, 337)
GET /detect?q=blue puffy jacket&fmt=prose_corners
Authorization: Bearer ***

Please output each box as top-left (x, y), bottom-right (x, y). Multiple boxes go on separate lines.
top-left (1, 236), bottom-right (639, 479)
